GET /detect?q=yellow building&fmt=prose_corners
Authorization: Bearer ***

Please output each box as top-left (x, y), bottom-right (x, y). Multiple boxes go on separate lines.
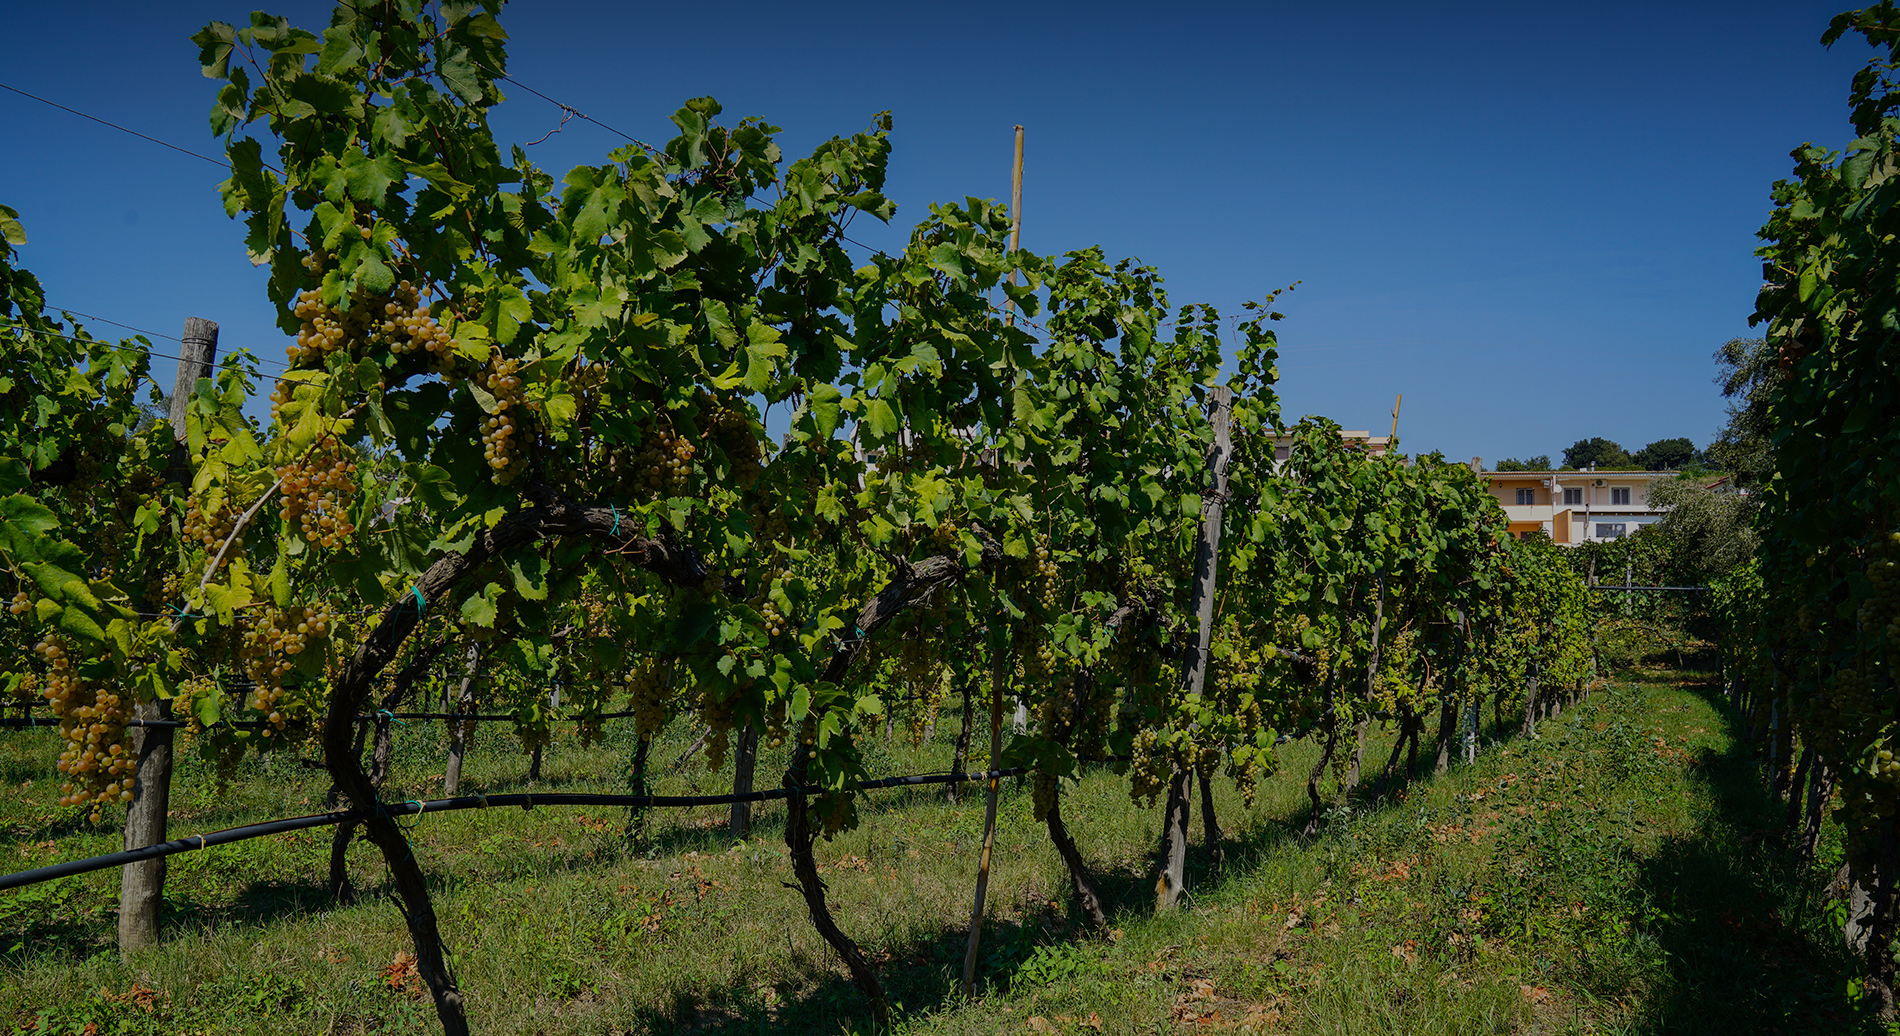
top-left (1477, 465), bottom-right (1676, 544)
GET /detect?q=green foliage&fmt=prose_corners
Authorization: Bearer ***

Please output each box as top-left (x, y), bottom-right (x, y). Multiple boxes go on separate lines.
top-left (1631, 437), bottom-right (1697, 471)
top-left (1562, 437), bottom-right (1635, 471)
top-left (1718, 1), bottom-right (1900, 992)
top-left (1708, 336), bottom-right (1778, 488)
top-left (1494, 455), bottom-right (1550, 472)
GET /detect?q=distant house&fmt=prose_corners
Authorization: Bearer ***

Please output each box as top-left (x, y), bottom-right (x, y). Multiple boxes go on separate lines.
top-left (1475, 463), bottom-right (1677, 544)
top-left (1268, 430), bottom-right (1394, 464)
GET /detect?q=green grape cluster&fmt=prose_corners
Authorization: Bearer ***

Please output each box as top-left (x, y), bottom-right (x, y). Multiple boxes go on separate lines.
top-left (626, 422), bottom-right (695, 500)
top-left (239, 602), bottom-right (334, 735)
top-left (290, 248), bottom-right (458, 368)
top-left (1127, 728), bottom-right (1174, 806)
top-left (1019, 635), bottom-right (1057, 688)
top-left (623, 658), bottom-right (670, 736)
top-left (181, 494), bottom-right (238, 562)
top-left (277, 435), bottom-right (358, 548)
top-left (1857, 544), bottom-right (1898, 652)
top-left (691, 670), bottom-right (736, 769)
top-left (760, 595), bottom-right (792, 640)
top-left (479, 354), bottom-right (528, 483)
top-left (705, 402), bottom-right (763, 487)
top-left (905, 668), bottom-right (946, 746)
top-left (1029, 541), bottom-right (1059, 614)
top-left (37, 636), bottom-right (133, 818)
top-left (1031, 772), bottom-right (1059, 821)
top-left (379, 282), bottom-right (457, 366)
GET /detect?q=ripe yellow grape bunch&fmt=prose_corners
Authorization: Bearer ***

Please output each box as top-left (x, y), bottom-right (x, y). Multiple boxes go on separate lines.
top-left (479, 354), bottom-right (528, 483)
top-left (239, 602), bottom-right (336, 733)
top-left (277, 435), bottom-right (358, 547)
top-left (623, 421), bottom-right (695, 501)
top-left (181, 494), bottom-right (239, 564)
top-left (1030, 540), bottom-right (1060, 614)
top-left (35, 635), bottom-right (134, 817)
top-left (7, 590), bottom-right (29, 617)
top-left (759, 583), bottom-right (793, 641)
top-left (291, 249), bottom-right (458, 370)
top-left (379, 281), bottom-right (456, 364)
top-left (1855, 532), bottom-right (1900, 654)
top-left (704, 402), bottom-right (763, 487)
top-left (623, 658), bottom-right (671, 736)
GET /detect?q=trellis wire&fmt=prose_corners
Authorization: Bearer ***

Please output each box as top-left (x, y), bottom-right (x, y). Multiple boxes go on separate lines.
top-left (0, 767), bottom-right (1033, 892)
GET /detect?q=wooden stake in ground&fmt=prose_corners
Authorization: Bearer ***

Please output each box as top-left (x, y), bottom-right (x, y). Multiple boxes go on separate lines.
top-left (729, 724), bottom-right (759, 839)
top-left (961, 634), bottom-right (1008, 997)
top-left (443, 644), bottom-right (479, 797)
top-left (119, 317), bottom-right (216, 954)
top-left (961, 126), bottom-right (1027, 995)
top-left (1157, 385), bottom-right (1233, 911)
top-left (1003, 124), bottom-right (1025, 326)
top-left (1344, 568), bottom-right (1387, 798)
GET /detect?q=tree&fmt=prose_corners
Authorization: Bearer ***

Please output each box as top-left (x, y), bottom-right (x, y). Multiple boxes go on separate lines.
top-left (1707, 337), bottom-right (1778, 487)
top-left (1631, 437), bottom-right (1696, 471)
top-left (1561, 437), bottom-right (1633, 470)
top-left (1495, 455), bottom-right (1551, 471)
top-left (1647, 475), bottom-right (1758, 585)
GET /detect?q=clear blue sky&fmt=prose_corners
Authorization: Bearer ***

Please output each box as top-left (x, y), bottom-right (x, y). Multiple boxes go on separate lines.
top-left (0, 1), bottom-right (1874, 465)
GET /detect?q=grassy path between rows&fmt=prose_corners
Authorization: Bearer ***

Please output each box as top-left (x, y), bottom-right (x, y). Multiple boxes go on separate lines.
top-left (0, 677), bottom-right (1875, 1034)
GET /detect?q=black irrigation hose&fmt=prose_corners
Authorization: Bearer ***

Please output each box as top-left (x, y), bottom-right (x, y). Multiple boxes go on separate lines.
top-left (0, 710), bottom-right (646, 730)
top-left (0, 767), bottom-right (1034, 893)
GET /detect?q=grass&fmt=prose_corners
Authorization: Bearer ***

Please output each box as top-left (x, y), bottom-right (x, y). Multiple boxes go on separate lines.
top-left (0, 675), bottom-right (1876, 1034)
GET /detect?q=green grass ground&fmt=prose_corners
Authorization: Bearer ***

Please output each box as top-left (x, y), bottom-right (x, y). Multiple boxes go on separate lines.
top-left (0, 677), bottom-right (1876, 1034)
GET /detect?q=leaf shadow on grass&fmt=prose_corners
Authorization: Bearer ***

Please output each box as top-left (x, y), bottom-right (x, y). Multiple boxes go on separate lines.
top-left (1604, 683), bottom-right (1878, 1036)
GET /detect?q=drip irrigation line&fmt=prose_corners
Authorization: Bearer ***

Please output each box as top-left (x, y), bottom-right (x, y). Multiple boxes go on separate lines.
top-left (0, 767), bottom-right (1033, 892)
top-left (0, 709), bottom-right (646, 731)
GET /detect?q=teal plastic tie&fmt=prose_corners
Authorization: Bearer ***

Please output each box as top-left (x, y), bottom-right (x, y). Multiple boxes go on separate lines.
top-left (610, 503), bottom-right (620, 537)
top-left (411, 586), bottom-right (426, 616)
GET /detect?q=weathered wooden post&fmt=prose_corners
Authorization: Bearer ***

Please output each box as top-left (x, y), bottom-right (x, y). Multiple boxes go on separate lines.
top-left (120, 317), bottom-right (216, 953)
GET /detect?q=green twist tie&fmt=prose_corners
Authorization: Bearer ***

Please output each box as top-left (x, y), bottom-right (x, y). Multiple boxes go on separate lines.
top-left (411, 587), bottom-right (426, 615)
top-left (610, 504), bottom-right (620, 537)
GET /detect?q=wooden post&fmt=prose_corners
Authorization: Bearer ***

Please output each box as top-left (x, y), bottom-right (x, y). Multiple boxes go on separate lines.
top-left (961, 634), bottom-right (1008, 997)
top-left (1157, 385), bottom-right (1232, 911)
top-left (729, 724), bottom-right (758, 839)
top-left (1345, 568), bottom-right (1386, 797)
top-left (444, 645), bottom-right (478, 797)
top-left (1004, 125), bottom-right (1024, 326)
top-left (1520, 658), bottom-right (1541, 739)
top-left (119, 317), bottom-right (216, 954)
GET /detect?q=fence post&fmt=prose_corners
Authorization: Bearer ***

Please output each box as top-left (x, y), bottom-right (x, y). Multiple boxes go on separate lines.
top-left (120, 317), bottom-right (216, 954)
top-left (1157, 385), bottom-right (1232, 911)
top-left (729, 724), bottom-right (758, 839)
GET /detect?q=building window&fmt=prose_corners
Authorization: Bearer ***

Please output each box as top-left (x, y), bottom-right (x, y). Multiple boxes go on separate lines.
top-left (1563, 488), bottom-right (1582, 505)
top-left (1515, 488), bottom-right (1534, 505)
top-left (1611, 487), bottom-right (1631, 506)
top-left (1596, 523), bottom-right (1627, 539)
